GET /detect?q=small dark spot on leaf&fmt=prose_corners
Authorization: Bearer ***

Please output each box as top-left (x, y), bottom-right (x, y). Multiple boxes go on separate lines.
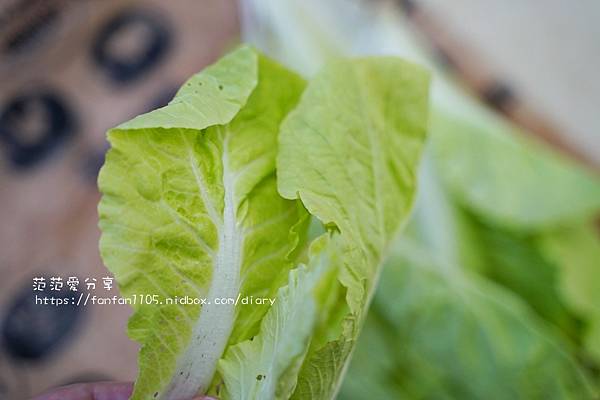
top-left (256, 374), bottom-right (263, 381)
top-left (153, 392), bottom-right (158, 398)
top-left (218, 85), bottom-right (223, 90)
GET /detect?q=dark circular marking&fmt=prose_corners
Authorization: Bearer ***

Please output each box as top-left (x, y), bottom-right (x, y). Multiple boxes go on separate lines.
top-left (1, 276), bottom-right (83, 360)
top-left (91, 9), bottom-right (172, 84)
top-left (0, 90), bottom-right (76, 170)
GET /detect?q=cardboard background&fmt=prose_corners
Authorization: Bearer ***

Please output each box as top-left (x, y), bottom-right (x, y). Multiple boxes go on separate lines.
top-left (0, 1), bottom-right (238, 398)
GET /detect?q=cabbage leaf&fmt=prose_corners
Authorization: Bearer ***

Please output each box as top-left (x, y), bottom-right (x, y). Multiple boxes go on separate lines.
top-left (340, 241), bottom-right (597, 400)
top-left (98, 46), bottom-right (430, 399)
top-left (99, 46), bottom-right (308, 400)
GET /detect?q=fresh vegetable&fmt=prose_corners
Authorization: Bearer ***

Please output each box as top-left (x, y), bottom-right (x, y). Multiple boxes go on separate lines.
top-left (341, 110), bottom-right (600, 399)
top-left (340, 241), bottom-right (596, 400)
top-left (225, 2), bottom-right (600, 396)
top-left (429, 111), bottom-right (600, 364)
top-left (98, 46), bottom-right (430, 400)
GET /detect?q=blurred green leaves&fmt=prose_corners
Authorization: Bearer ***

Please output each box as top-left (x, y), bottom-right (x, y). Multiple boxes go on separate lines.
top-left (342, 110), bottom-right (600, 399)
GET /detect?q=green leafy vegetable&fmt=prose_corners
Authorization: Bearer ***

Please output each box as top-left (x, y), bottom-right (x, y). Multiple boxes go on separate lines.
top-left (98, 46), bottom-right (430, 400)
top-left (231, 5), bottom-right (600, 396)
top-left (429, 112), bottom-right (600, 230)
top-left (430, 111), bottom-right (600, 363)
top-left (278, 57), bottom-right (429, 399)
top-left (218, 235), bottom-right (337, 400)
top-left (342, 108), bottom-right (600, 399)
top-left (539, 224), bottom-right (600, 361)
top-left (340, 241), bottom-right (596, 400)
top-left (99, 46), bottom-right (308, 400)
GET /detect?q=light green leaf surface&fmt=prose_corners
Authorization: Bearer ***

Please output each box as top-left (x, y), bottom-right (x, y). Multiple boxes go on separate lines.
top-left (539, 224), bottom-right (600, 361)
top-left (430, 111), bottom-right (600, 230)
top-left (452, 210), bottom-right (581, 341)
top-left (277, 57), bottom-right (430, 398)
top-left (117, 46), bottom-right (258, 131)
top-left (340, 241), bottom-right (597, 400)
top-left (429, 110), bottom-right (600, 364)
top-left (218, 235), bottom-right (337, 400)
top-left (98, 46), bottom-right (307, 400)
top-left (99, 47), bottom-right (429, 400)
